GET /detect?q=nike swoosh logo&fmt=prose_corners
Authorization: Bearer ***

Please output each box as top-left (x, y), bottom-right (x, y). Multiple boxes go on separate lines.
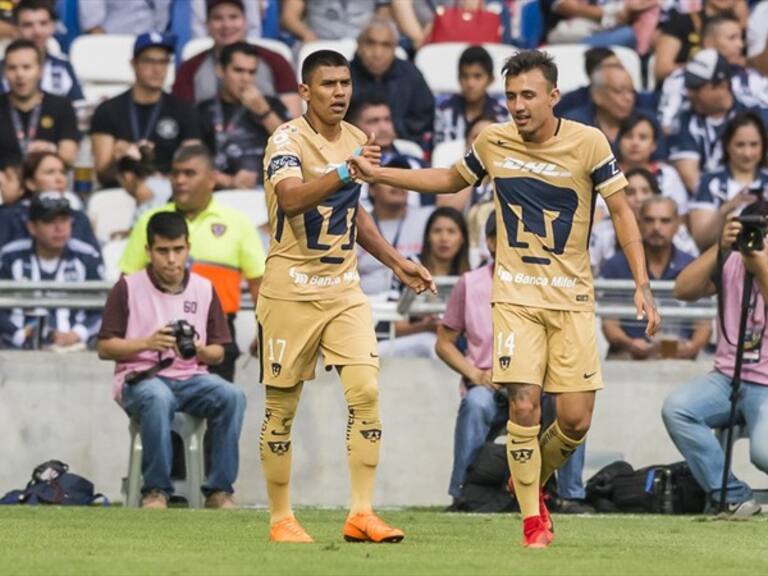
top-left (362, 420), bottom-right (378, 425)
top-left (495, 140), bottom-right (509, 147)
top-left (369, 353), bottom-right (379, 358)
top-left (583, 372), bottom-right (597, 379)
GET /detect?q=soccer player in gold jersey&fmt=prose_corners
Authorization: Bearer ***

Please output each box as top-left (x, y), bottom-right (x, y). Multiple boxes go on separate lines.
top-left (258, 49), bottom-right (434, 544)
top-left (350, 50), bottom-right (661, 548)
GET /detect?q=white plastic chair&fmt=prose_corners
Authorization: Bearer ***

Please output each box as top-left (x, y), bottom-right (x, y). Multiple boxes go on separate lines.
top-left (214, 188), bottom-right (269, 228)
top-left (87, 188), bottom-right (137, 244)
top-left (415, 42), bottom-right (518, 95)
top-left (431, 139), bottom-right (466, 169)
top-left (102, 238), bottom-right (128, 282)
top-left (181, 36), bottom-right (294, 65)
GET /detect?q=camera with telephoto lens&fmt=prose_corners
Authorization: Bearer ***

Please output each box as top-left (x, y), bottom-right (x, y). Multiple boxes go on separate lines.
top-left (734, 214), bottom-right (768, 253)
top-left (116, 143), bottom-right (155, 178)
top-left (167, 320), bottom-right (198, 359)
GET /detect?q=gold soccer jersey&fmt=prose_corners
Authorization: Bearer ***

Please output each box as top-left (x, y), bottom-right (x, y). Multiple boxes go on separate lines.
top-left (455, 119), bottom-right (628, 311)
top-left (261, 117), bottom-right (367, 301)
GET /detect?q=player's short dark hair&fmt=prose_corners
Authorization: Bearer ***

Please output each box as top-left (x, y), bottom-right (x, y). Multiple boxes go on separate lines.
top-left (172, 143), bottom-right (214, 170)
top-left (584, 47), bottom-right (616, 77)
top-left (346, 93), bottom-right (391, 123)
top-left (459, 45), bottom-right (494, 78)
top-left (618, 114), bottom-right (659, 144)
top-left (301, 49), bottom-right (350, 84)
top-left (4, 38), bottom-right (43, 65)
top-left (219, 40), bottom-right (259, 68)
top-left (502, 50), bottom-right (558, 88)
top-left (702, 11), bottom-right (740, 39)
top-left (722, 111), bottom-right (767, 167)
top-left (147, 211), bottom-right (189, 247)
top-left (625, 167), bottom-right (661, 196)
top-left (14, 0), bottom-right (57, 22)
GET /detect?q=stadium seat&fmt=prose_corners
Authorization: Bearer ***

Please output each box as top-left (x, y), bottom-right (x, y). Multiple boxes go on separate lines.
top-left (124, 413), bottom-right (206, 508)
top-left (87, 188), bottom-right (137, 244)
top-left (431, 139), bottom-right (466, 169)
top-left (415, 42), bottom-right (518, 95)
top-left (102, 238), bottom-right (128, 283)
top-left (213, 188), bottom-right (269, 228)
top-left (181, 36), bottom-right (294, 65)
top-left (392, 138), bottom-right (425, 160)
top-left (296, 40), bottom-right (408, 82)
top-left (70, 34), bottom-right (175, 105)
top-left (541, 44), bottom-right (643, 94)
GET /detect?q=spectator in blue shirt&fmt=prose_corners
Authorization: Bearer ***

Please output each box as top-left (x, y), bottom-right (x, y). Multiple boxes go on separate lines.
top-left (600, 196), bottom-right (710, 360)
top-left (0, 0), bottom-right (83, 102)
top-left (80, 0), bottom-right (171, 35)
top-left (688, 111), bottom-right (768, 250)
top-left (433, 45), bottom-right (508, 146)
top-left (0, 195), bottom-right (104, 350)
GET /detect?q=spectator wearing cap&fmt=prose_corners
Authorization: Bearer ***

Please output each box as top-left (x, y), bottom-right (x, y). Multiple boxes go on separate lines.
top-left (346, 94), bottom-right (428, 209)
top-left (653, 0), bottom-right (749, 84)
top-left (0, 0), bottom-right (83, 102)
top-left (433, 45), bottom-right (508, 147)
top-left (0, 152), bottom-right (100, 253)
top-left (669, 48), bottom-right (768, 194)
top-left (90, 33), bottom-right (201, 188)
top-left (564, 63), bottom-right (660, 154)
top-left (747, 0), bottom-right (768, 76)
top-left (198, 41), bottom-right (288, 190)
top-left (173, 0), bottom-right (301, 118)
top-left (80, 0), bottom-right (171, 35)
top-left (350, 15), bottom-right (435, 150)
top-left (280, 0), bottom-right (384, 43)
top-left (0, 38), bottom-right (79, 168)
top-left (0, 195), bottom-right (104, 350)
top-left (600, 196), bottom-right (710, 360)
top-left (658, 13), bottom-right (768, 135)
top-left (357, 156), bottom-right (433, 296)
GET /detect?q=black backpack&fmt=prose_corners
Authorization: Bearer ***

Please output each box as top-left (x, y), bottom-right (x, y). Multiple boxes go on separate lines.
top-left (0, 460), bottom-right (107, 506)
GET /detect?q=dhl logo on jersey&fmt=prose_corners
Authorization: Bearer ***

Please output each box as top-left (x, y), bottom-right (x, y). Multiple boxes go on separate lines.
top-left (495, 157), bottom-right (572, 178)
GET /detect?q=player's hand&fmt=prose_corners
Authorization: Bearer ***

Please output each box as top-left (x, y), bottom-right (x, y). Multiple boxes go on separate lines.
top-left (635, 282), bottom-right (661, 337)
top-left (359, 132), bottom-right (381, 166)
top-left (348, 155), bottom-right (378, 183)
top-left (393, 259), bottom-right (436, 295)
top-left (144, 326), bottom-right (176, 353)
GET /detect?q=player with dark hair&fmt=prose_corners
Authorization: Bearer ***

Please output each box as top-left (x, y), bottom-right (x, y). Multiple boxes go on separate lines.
top-left (350, 49), bottom-right (661, 548)
top-left (258, 49), bottom-right (434, 543)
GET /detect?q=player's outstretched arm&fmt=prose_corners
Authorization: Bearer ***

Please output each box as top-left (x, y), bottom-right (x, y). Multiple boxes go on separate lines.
top-left (605, 190), bottom-right (662, 337)
top-left (356, 206), bottom-right (436, 294)
top-left (349, 155), bottom-right (468, 195)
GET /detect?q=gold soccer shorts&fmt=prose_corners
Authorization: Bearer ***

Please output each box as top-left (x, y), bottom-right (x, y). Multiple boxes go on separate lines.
top-left (256, 292), bottom-right (379, 387)
top-left (491, 303), bottom-right (603, 393)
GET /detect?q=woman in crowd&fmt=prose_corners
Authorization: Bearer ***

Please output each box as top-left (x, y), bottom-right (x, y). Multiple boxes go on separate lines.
top-left (380, 207), bottom-right (470, 358)
top-left (688, 111), bottom-right (768, 250)
top-left (0, 152), bottom-right (100, 252)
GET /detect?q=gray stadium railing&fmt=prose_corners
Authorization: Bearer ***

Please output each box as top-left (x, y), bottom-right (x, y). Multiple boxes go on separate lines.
top-left (0, 279), bottom-right (717, 324)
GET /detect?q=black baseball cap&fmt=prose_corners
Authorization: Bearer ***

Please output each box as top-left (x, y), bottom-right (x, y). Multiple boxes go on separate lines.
top-left (29, 195), bottom-right (72, 222)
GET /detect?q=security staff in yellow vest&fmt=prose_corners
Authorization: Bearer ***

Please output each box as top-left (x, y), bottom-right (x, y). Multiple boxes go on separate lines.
top-left (120, 143), bottom-right (265, 382)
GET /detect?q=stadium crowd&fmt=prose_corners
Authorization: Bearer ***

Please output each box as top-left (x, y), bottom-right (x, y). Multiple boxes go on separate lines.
top-left (0, 0), bottom-right (767, 515)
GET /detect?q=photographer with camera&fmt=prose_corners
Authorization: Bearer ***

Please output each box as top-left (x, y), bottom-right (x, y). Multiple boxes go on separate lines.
top-left (97, 211), bottom-right (246, 509)
top-left (662, 203), bottom-right (768, 517)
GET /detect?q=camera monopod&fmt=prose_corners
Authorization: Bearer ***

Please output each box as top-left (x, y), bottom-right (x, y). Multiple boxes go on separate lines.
top-left (718, 269), bottom-right (753, 513)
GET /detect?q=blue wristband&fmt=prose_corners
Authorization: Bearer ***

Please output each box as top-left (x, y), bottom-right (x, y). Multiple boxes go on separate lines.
top-left (336, 162), bottom-right (352, 183)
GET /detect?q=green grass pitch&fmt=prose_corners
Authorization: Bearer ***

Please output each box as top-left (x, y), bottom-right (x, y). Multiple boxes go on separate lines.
top-left (1, 508), bottom-right (766, 575)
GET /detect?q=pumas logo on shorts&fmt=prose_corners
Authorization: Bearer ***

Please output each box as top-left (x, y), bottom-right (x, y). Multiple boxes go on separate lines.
top-left (360, 429), bottom-right (382, 443)
top-left (268, 441), bottom-right (291, 455)
top-left (499, 355), bottom-right (511, 370)
top-left (510, 448), bottom-right (533, 463)
top-left (271, 363), bottom-right (282, 377)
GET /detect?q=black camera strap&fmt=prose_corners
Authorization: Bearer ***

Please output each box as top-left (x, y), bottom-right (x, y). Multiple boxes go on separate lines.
top-left (716, 248), bottom-right (767, 348)
top-left (124, 352), bottom-right (174, 386)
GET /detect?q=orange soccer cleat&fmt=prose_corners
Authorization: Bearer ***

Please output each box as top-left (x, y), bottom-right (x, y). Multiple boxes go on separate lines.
top-left (522, 516), bottom-right (553, 549)
top-left (269, 517), bottom-right (315, 543)
top-left (343, 512), bottom-right (405, 543)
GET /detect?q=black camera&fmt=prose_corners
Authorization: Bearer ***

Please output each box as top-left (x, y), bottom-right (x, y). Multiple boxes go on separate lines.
top-left (734, 214), bottom-right (768, 253)
top-left (167, 320), bottom-right (198, 359)
top-left (116, 144), bottom-right (155, 178)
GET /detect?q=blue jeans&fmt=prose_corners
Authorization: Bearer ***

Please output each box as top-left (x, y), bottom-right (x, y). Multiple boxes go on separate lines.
top-left (448, 386), bottom-right (587, 499)
top-left (662, 370), bottom-right (768, 504)
top-left (584, 25), bottom-right (636, 49)
top-left (122, 373), bottom-right (247, 497)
